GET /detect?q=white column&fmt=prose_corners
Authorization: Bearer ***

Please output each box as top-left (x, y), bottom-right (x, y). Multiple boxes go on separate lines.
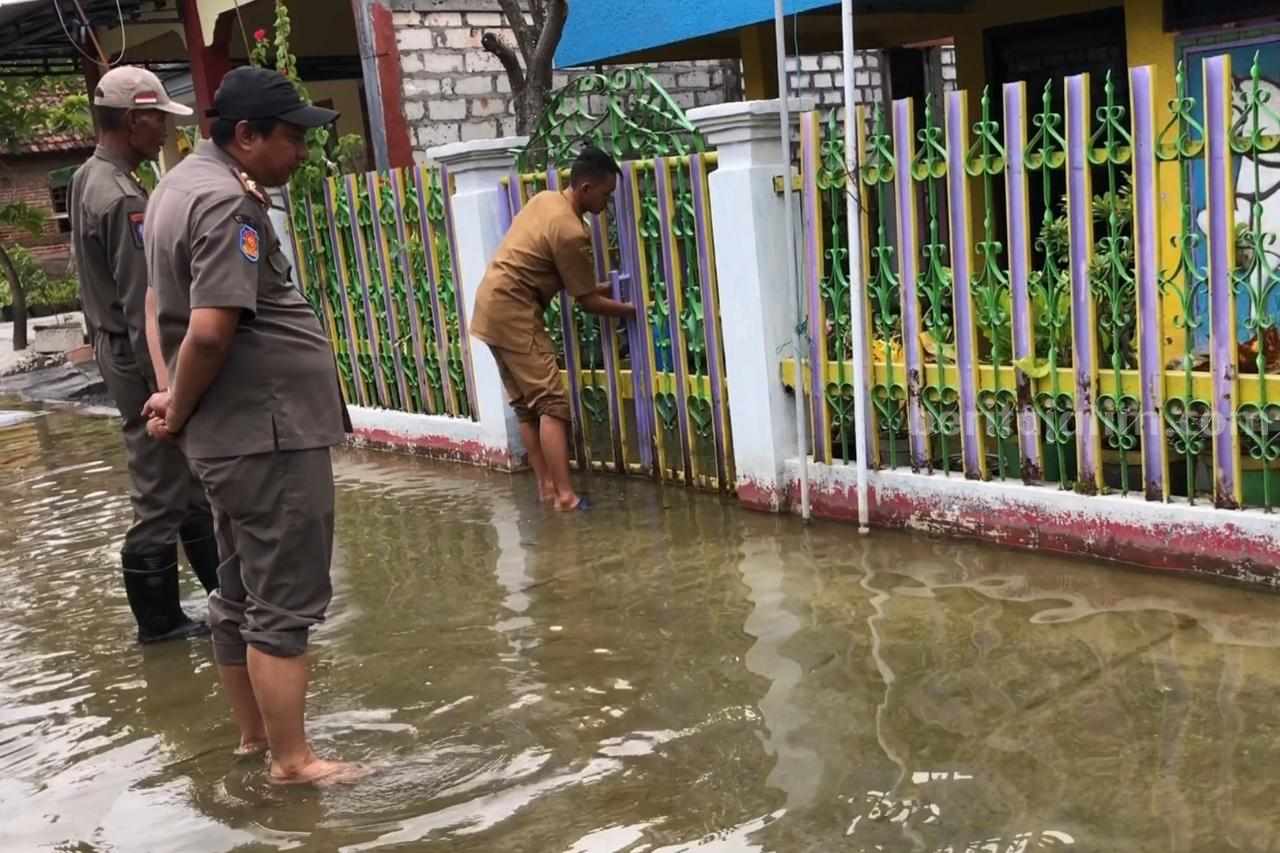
top-left (428, 136), bottom-right (528, 468)
top-left (689, 100), bottom-right (808, 512)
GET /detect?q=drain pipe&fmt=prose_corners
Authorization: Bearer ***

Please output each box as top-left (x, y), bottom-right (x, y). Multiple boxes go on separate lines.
top-left (842, 0), bottom-right (871, 534)
top-left (774, 0), bottom-right (811, 521)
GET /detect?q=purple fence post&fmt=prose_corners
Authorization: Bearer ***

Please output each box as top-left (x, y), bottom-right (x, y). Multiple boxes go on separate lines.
top-left (892, 98), bottom-right (929, 472)
top-left (1065, 74), bottom-right (1103, 493)
top-left (620, 162), bottom-right (657, 472)
top-left (1002, 83), bottom-right (1044, 483)
top-left (690, 152), bottom-right (733, 491)
top-left (945, 90), bottom-right (986, 480)
top-left (344, 173), bottom-right (390, 407)
top-left (413, 165), bottom-right (458, 417)
top-left (322, 178), bottom-right (368, 408)
top-left (1203, 54), bottom-right (1242, 508)
top-left (800, 112), bottom-right (830, 463)
top-left (438, 163), bottom-right (480, 419)
top-left (367, 172), bottom-right (413, 411)
top-left (655, 156), bottom-right (696, 485)
top-left (1129, 65), bottom-right (1169, 502)
top-left (588, 204), bottom-right (627, 474)
top-left (544, 166), bottom-right (590, 466)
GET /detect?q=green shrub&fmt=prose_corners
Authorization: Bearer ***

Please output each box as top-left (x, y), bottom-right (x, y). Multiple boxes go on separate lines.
top-left (0, 246), bottom-right (80, 314)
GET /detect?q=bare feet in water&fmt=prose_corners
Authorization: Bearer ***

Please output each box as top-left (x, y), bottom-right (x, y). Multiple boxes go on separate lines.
top-left (234, 739), bottom-right (268, 757)
top-left (537, 480), bottom-right (556, 503)
top-left (269, 757), bottom-right (371, 786)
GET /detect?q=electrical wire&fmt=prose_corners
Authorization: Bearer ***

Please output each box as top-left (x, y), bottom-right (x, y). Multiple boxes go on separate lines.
top-left (230, 0), bottom-right (253, 58)
top-left (51, 0), bottom-right (126, 68)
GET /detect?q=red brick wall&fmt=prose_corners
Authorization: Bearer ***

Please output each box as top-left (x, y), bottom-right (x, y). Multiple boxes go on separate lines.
top-left (1, 149), bottom-right (92, 275)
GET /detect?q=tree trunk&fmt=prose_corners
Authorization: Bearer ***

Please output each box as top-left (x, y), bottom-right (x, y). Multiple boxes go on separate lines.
top-left (0, 244), bottom-right (27, 351)
top-left (515, 78), bottom-right (550, 135)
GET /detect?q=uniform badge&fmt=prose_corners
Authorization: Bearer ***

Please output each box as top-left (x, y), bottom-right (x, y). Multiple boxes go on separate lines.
top-left (128, 212), bottom-right (145, 249)
top-left (239, 224), bottom-right (260, 262)
top-left (235, 170), bottom-right (269, 207)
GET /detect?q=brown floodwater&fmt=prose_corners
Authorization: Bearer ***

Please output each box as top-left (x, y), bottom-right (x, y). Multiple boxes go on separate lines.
top-left (1, 405), bottom-right (1279, 852)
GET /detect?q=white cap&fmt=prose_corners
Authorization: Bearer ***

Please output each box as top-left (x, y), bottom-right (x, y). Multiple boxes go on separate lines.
top-left (94, 66), bottom-right (193, 116)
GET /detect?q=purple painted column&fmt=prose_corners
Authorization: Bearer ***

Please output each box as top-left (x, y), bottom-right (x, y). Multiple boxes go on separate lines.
top-left (800, 112), bottom-right (830, 463)
top-left (1129, 66), bottom-right (1169, 502)
top-left (945, 91), bottom-right (986, 479)
top-left (588, 204), bottom-right (627, 473)
top-left (1065, 74), bottom-right (1103, 493)
top-left (367, 172), bottom-right (413, 411)
top-left (344, 173), bottom-right (390, 407)
top-left (497, 174), bottom-right (515, 232)
top-left (544, 166), bottom-right (589, 466)
top-left (892, 98), bottom-right (929, 472)
top-left (1002, 83), bottom-right (1044, 482)
top-left (413, 165), bottom-right (458, 417)
top-left (438, 163), bottom-right (480, 419)
top-left (323, 178), bottom-right (368, 408)
top-left (654, 156), bottom-right (696, 485)
top-left (1203, 55), bottom-right (1242, 508)
top-left (620, 163), bottom-right (657, 472)
top-left (690, 152), bottom-right (733, 491)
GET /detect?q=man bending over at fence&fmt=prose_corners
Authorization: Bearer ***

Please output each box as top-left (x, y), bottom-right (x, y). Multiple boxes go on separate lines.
top-left (469, 146), bottom-right (635, 511)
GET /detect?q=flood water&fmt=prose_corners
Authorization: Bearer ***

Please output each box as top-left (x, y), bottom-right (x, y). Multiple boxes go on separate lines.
top-left (2, 406), bottom-right (1280, 852)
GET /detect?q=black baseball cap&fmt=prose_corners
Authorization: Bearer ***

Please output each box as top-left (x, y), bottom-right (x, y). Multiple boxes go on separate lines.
top-left (208, 66), bottom-right (338, 127)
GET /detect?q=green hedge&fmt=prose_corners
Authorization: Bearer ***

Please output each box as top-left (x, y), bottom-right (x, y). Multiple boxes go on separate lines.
top-left (1, 246), bottom-right (80, 317)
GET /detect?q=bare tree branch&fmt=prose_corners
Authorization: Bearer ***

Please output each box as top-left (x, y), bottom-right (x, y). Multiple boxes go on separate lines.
top-left (481, 31), bottom-right (527, 94)
top-left (529, 0), bottom-right (547, 33)
top-left (530, 0), bottom-right (568, 78)
top-left (495, 0), bottom-right (535, 65)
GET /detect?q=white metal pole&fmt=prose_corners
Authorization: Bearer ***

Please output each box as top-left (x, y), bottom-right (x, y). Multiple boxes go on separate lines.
top-left (842, 0), bottom-right (871, 534)
top-left (774, 0), bottom-right (810, 521)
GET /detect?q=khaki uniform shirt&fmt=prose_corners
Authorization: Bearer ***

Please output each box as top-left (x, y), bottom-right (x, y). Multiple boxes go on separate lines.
top-left (469, 190), bottom-right (597, 353)
top-left (144, 140), bottom-right (348, 460)
top-left (69, 147), bottom-right (153, 380)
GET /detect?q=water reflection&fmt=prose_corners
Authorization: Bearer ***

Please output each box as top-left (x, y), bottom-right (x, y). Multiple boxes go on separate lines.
top-left (1, 405), bottom-right (1280, 852)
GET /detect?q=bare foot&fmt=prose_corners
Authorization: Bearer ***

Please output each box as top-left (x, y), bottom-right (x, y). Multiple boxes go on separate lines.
top-left (234, 739), bottom-right (268, 757)
top-left (269, 757), bottom-right (371, 786)
top-left (536, 481), bottom-right (556, 502)
top-left (553, 495), bottom-right (585, 512)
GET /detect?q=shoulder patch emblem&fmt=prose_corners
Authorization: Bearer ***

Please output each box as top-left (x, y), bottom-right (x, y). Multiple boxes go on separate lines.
top-left (128, 212), bottom-right (145, 249)
top-left (239, 224), bottom-right (260, 263)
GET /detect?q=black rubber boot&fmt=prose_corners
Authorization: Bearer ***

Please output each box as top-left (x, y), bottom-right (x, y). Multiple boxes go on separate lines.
top-left (121, 545), bottom-right (211, 644)
top-left (179, 514), bottom-right (221, 593)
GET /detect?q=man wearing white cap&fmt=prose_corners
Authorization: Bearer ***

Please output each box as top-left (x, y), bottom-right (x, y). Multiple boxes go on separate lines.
top-left (69, 66), bottom-right (220, 644)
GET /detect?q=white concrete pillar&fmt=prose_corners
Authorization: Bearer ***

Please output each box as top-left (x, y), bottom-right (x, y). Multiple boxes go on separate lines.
top-left (689, 100), bottom-right (807, 512)
top-left (428, 136), bottom-right (528, 468)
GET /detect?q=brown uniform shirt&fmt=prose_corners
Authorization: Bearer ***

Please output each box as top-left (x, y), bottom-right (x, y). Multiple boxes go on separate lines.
top-left (144, 140), bottom-right (348, 460)
top-left (469, 190), bottom-right (598, 352)
top-left (69, 147), bottom-right (152, 377)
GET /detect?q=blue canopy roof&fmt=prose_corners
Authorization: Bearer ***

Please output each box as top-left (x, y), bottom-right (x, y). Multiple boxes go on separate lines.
top-left (555, 0), bottom-right (838, 68)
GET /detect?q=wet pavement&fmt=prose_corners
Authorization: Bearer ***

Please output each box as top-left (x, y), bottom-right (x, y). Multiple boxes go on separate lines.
top-left (2, 405), bottom-right (1280, 852)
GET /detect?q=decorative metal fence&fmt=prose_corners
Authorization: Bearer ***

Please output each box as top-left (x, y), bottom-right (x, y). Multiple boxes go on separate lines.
top-left (282, 165), bottom-right (476, 419)
top-left (786, 53), bottom-right (1280, 512)
top-left (504, 153), bottom-right (735, 491)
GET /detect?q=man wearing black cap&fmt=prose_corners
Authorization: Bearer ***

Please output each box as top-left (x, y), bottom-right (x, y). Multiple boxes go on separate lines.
top-left (141, 67), bottom-right (360, 785)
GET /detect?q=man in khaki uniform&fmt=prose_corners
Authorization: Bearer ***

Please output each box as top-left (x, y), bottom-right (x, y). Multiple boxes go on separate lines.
top-left (69, 66), bottom-right (220, 645)
top-left (470, 146), bottom-right (635, 511)
top-left (142, 67), bottom-right (360, 785)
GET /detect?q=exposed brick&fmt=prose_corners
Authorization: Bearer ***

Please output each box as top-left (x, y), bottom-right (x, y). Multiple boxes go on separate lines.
top-left (391, 12), bottom-right (419, 27)
top-left (673, 91), bottom-right (695, 109)
top-left (423, 12), bottom-right (462, 26)
top-left (855, 70), bottom-right (870, 86)
top-left (400, 53), bottom-right (424, 74)
top-left (429, 99), bottom-right (467, 120)
top-left (470, 96), bottom-right (507, 117)
top-left (694, 90), bottom-right (724, 107)
top-left (822, 90), bottom-right (842, 104)
top-left (402, 78), bottom-right (440, 99)
top-left (495, 74), bottom-right (512, 93)
top-left (677, 70), bottom-right (710, 89)
top-left (396, 28), bottom-right (432, 51)
top-left (813, 73), bottom-right (834, 89)
top-left (437, 27), bottom-right (485, 49)
top-left (465, 51), bottom-right (506, 72)
top-left (800, 56), bottom-right (820, 71)
top-left (404, 101), bottom-right (425, 121)
top-left (461, 120), bottom-right (496, 141)
top-left (821, 54), bottom-right (842, 70)
top-left (453, 76), bottom-right (493, 95)
top-left (466, 12), bottom-right (504, 26)
top-left (417, 123), bottom-right (460, 147)
top-left (498, 116), bottom-right (517, 136)
top-left (420, 53), bottom-right (465, 73)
